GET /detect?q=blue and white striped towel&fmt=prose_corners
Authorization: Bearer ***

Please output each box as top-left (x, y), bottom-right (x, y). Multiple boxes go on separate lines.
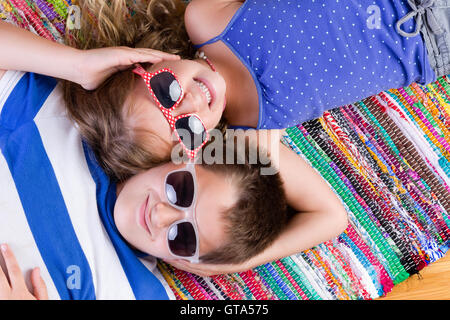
top-left (0, 70), bottom-right (174, 300)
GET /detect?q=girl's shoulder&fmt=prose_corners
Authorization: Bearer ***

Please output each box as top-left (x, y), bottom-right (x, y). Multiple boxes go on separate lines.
top-left (184, 0), bottom-right (243, 46)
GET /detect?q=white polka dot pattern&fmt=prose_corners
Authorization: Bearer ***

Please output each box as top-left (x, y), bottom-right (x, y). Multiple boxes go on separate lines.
top-left (197, 0), bottom-right (435, 129)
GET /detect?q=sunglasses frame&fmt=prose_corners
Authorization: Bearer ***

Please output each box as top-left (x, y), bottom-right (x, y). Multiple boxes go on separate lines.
top-left (133, 64), bottom-right (210, 159)
top-left (163, 162), bottom-right (200, 263)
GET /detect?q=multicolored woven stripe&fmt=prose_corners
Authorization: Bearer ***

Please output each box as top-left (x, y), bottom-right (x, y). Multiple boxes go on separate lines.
top-left (2, 0), bottom-right (449, 300)
top-left (1, 0), bottom-right (72, 42)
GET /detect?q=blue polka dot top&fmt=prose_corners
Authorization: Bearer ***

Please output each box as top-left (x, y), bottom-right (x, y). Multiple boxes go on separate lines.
top-left (194, 0), bottom-right (436, 129)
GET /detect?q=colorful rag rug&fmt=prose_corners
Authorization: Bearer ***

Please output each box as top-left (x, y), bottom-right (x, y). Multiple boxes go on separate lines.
top-left (2, 0), bottom-right (449, 300)
top-left (158, 88), bottom-right (450, 300)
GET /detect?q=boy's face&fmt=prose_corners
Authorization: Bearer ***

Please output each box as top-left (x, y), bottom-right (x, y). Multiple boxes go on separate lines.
top-left (128, 59), bottom-right (227, 151)
top-left (114, 162), bottom-right (237, 262)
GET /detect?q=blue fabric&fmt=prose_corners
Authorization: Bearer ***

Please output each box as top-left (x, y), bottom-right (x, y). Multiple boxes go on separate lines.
top-left (194, 0), bottom-right (436, 129)
top-left (0, 73), bottom-right (56, 149)
top-left (0, 72), bottom-right (169, 300)
top-left (83, 142), bottom-right (170, 300)
top-left (0, 73), bottom-right (96, 300)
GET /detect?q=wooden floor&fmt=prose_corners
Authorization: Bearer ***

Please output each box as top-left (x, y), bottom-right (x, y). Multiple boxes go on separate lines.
top-left (377, 252), bottom-right (450, 300)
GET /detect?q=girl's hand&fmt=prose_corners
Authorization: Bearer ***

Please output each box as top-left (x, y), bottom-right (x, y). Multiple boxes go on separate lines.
top-left (165, 259), bottom-right (252, 277)
top-left (74, 47), bottom-right (180, 90)
top-left (0, 244), bottom-right (48, 300)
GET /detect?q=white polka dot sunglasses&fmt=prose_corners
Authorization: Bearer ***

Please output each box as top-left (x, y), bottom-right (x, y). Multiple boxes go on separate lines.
top-left (133, 64), bottom-right (209, 159)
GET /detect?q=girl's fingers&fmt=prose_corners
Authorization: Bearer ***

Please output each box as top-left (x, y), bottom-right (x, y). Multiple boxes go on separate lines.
top-left (129, 51), bottom-right (166, 64)
top-left (134, 48), bottom-right (180, 60)
top-left (118, 48), bottom-right (180, 66)
top-left (30, 268), bottom-right (48, 300)
top-left (115, 51), bottom-right (161, 68)
top-left (130, 52), bottom-right (164, 65)
top-left (0, 244), bottom-right (26, 289)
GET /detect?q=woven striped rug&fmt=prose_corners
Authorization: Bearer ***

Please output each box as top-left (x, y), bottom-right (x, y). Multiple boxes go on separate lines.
top-left (2, 0), bottom-right (449, 300)
top-left (158, 83), bottom-right (450, 300)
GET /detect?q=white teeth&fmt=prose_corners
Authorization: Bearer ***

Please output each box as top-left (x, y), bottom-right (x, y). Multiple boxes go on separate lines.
top-left (195, 80), bottom-right (212, 104)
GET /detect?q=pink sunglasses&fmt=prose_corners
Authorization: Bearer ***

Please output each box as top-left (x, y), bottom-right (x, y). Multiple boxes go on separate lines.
top-left (133, 65), bottom-right (209, 159)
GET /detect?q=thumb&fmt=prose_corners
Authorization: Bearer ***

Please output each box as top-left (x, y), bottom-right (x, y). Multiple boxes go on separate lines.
top-left (31, 268), bottom-right (48, 300)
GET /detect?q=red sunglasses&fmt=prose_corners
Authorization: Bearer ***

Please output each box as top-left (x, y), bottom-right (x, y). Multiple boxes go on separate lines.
top-left (133, 65), bottom-right (209, 159)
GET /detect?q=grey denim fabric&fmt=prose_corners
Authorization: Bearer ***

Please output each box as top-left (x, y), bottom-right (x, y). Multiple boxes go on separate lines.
top-left (396, 0), bottom-right (450, 78)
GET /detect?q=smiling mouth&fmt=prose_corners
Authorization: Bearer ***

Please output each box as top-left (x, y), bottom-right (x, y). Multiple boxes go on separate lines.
top-left (194, 79), bottom-right (212, 106)
top-left (139, 195), bottom-right (151, 235)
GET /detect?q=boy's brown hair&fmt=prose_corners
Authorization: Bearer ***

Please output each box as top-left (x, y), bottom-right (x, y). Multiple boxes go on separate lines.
top-left (198, 139), bottom-right (289, 264)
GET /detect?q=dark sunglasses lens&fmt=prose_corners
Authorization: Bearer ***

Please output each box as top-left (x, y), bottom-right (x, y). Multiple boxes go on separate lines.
top-left (150, 72), bottom-right (181, 109)
top-left (168, 222), bottom-right (197, 257)
top-left (166, 171), bottom-right (195, 208)
top-left (175, 116), bottom-right (207, 150)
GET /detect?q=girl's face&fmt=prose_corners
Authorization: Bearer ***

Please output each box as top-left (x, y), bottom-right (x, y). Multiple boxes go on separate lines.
top-left (114, 162), bottom-right (237, 261)
top-left (128, 59), bottom-right (227, 151)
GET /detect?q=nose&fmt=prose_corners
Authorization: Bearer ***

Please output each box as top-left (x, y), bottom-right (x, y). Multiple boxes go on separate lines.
top-left (172, 91), bottom-right (202, 118)
top-left (151, 202), bottom-right (185, 229)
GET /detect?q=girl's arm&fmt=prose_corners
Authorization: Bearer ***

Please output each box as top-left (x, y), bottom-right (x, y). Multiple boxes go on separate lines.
top-left (168, 130), bottom-right (348, 276)
top-left (185, 0), bottom-right (244, 46)
top-left (0, 20), bottom-right (81, 84)
top-left (0, 20), bottom-right (180, 90)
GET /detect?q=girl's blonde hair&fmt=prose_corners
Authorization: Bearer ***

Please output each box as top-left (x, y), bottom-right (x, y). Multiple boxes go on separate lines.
top-left (62, 0), bottom-right (198, 181)
top-left (66, 0), bottom-right (195, 57)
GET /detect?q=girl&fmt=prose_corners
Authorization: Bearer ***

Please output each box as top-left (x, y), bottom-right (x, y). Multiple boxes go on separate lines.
top-left (61, 0), bottom-right (448, 181)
